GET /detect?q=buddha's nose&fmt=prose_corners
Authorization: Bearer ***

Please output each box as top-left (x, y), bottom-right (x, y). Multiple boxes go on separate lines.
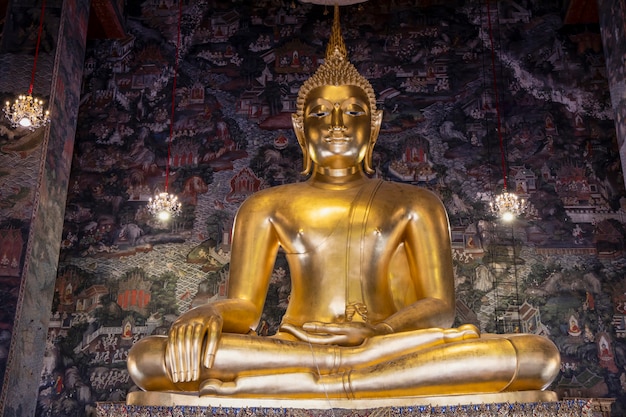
top-left (331, 106), bottom-right (344, 129)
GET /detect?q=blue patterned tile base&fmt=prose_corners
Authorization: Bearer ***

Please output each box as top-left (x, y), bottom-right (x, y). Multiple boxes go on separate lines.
top-left (97, 400), bottom-right (591, 417)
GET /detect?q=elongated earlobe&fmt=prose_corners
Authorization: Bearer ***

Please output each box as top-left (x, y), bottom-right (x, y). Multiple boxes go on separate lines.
top-left (292, 114), bottom-right (312, 175)
top-left (364, 110), bottom-right (383, 174)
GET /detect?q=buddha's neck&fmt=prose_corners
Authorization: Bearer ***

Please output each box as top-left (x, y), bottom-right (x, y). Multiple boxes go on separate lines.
top-left (308, 165), bottom-right (368, 189)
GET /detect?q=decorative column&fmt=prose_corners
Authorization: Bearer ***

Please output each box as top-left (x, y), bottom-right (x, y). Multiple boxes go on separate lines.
top-left (598, 0), bottom-right (626, 183)
top-left (0, 0), bottom-right (90, 416)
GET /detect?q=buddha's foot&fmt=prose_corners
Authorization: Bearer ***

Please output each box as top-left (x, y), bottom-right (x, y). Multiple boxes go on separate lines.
top-left (199, 379), bottom-right (231, 396)
top-left (442, 324), bottom-right (480, 342)
top-left (199, 373), bottom-right (328, 397)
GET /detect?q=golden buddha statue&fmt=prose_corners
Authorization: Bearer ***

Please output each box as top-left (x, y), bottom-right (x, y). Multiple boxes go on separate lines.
top-left (127, 5), bottom-right (560, 403)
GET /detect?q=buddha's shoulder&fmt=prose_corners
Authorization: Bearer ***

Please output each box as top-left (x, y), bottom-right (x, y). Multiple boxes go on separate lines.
top-left (377, 182), bottom-right (446, 216)
top-left (240, 183), bottom-right (306, 204)
top-left (378, 181), bottom-right (442, 202)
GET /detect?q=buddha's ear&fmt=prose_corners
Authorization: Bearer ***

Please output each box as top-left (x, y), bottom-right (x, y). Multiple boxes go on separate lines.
top-left (364, 110), bottom-right (383, 174)
top-left (371, 109), bottom-right (383, 140)
top-left (292, 113), bottom-right (312, 175)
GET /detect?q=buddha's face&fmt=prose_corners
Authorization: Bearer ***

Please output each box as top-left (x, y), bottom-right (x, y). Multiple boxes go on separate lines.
top-left (303, 85), bottom-right (372, 170)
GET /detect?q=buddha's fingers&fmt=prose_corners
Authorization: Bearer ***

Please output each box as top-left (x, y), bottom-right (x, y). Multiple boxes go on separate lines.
top-left (203, 315), bottom-right (223, 369)
top-left (177, 325), bottom-right (189, 381)
top-left (191, 323), bottom-right (204, 381)
top-left (184, 325), bottom-right (193, 382)
top-left (166, 327), bottom-right (180, 383)
top-left (303, 322), bottom-right (346, 334)
top-left (167, 324), bottom-right (200, 383)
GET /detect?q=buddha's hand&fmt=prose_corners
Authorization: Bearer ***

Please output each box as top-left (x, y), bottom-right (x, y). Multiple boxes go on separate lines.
top-left (280, 321), bottom-right (393, 346)
top-left (166, 305), bottom-right (223, 383)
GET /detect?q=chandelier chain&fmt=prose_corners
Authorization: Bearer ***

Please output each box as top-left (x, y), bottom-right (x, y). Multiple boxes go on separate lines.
top-left (148, 0), bottom-right (183, 220)
top-left (29, 0), bottom-right (47, 95)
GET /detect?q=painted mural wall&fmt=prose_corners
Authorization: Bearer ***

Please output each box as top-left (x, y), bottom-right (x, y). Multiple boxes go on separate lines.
top-left (17, 0), bottom-right (626, 415)
top-left (0, 2), bottom-right (84, 410)
top-left (0, 3), bottom-right (55, 391)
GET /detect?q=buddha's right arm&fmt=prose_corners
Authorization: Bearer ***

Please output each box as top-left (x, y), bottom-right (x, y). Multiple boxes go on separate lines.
top-left (167, 195), bottom-right (280, 382)
top-left (226, 194), bottom-right (280, 323)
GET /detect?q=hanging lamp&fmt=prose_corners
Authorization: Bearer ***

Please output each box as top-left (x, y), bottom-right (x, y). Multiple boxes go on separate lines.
top-left (484, 0), bottom-right (525, 222)
top-left (3, 0), bottom-right (51, 130)
top-left (147, 0), bottom-right (182, 221)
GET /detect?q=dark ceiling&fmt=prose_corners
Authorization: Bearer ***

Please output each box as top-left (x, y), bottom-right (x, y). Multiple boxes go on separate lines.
top-left (0, 0), bottom-right (603, 40)
top-left (85, 0), bottom-right (600, 41)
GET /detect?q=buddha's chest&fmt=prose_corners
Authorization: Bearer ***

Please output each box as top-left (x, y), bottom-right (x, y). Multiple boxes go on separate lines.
top-left (274, 198), bottom-right (404, 256)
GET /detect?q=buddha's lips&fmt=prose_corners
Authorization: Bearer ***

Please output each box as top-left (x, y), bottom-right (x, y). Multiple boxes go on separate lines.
top-left (325, 136), bottom-right (350, 143)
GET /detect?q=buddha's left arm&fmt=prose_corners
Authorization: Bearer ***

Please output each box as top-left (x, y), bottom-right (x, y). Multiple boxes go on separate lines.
top-left (382, 190), bottom-right (456, 331)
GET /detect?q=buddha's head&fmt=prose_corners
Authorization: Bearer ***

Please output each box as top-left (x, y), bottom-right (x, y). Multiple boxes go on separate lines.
top-left (292, 5), bottom-right (382, 175)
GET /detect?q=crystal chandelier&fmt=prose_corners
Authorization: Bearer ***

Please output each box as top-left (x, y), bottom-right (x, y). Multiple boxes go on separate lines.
top-left (4, 94), bottom-right (50, 130)
top-left (485, 0), bottom-right (525, 222)
top-left (490, 190), bottom-right (526, 222)
top-left (147, 192), bottom-right (182, 221)
top-left (148, 0), bottom-right (183, 221)
top-left (3, 0), bottom-right (50, 131)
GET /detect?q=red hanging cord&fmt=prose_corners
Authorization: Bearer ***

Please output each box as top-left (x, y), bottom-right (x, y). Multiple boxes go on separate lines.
top-left (29, 0), bottom-right (47, 95)
top-left (165, 0), bottom-right (182, 192)
top-left (485, 0), bottom-right (508, 191)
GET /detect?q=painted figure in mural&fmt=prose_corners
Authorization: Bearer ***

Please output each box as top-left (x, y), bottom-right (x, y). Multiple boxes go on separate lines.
top-left (127, 6), bottom-right (560, 399)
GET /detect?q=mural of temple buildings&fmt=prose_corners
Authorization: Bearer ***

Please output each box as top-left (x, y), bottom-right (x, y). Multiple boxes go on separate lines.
top-left (1, 0), bottom-right (626, 416)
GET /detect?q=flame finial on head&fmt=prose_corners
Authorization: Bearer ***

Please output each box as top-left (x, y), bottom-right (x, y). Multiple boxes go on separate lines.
top-left (326, 4), bottom-right (347, 61)
top-left (295, 3), bottom-right (377, 118)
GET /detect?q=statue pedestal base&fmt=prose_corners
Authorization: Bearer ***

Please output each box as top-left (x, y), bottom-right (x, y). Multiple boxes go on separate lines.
top-left (97, 391), bottom-right (590, 417)
top-left (126, 390), bottom-right (558, 409)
